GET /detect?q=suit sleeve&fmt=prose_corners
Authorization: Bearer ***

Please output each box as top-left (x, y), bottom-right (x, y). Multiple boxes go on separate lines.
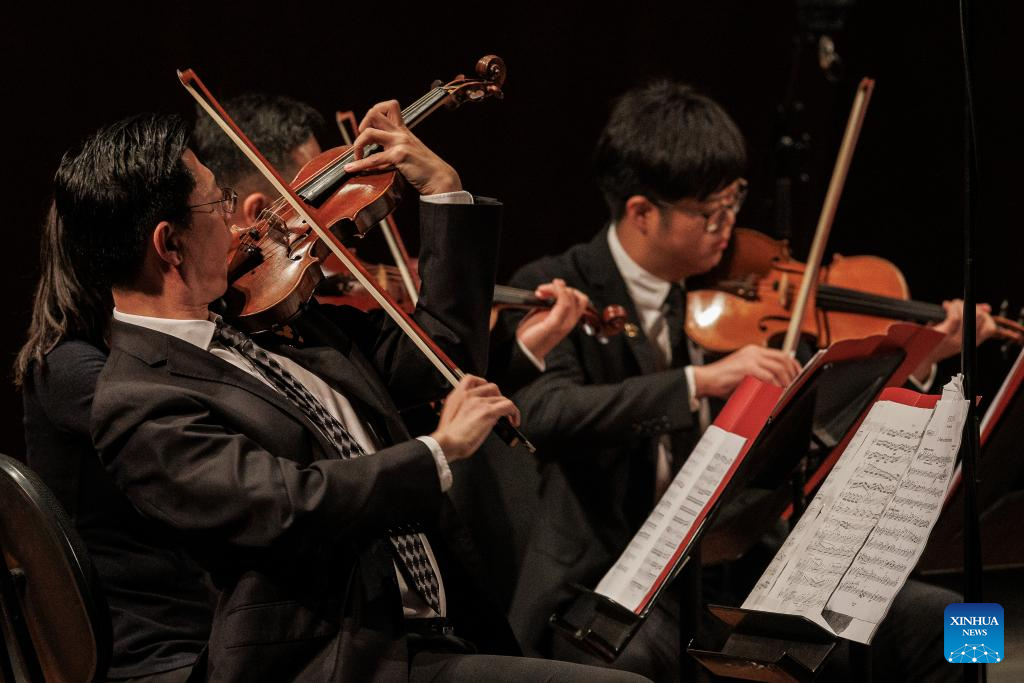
top-left (24, 341), bottom-right (107, 517)
top-left (508, 260), bottom-right (695, 455)
top-left (324, 199), bottom-right (502, 409)
top-left (92, 359), bottom-right (445, 550)
top-left (31, 341), bottom-right (106, 437)
top-left (484, 318), bottom-right (543, 395)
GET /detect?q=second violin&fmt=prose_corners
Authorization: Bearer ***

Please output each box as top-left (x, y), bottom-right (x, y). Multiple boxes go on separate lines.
top-left (686, 228), bottom-right (1024, 353)
top-left (317, 260), bottom-right (628, 341)
top-left (214, 56), bottom-right (507, 333)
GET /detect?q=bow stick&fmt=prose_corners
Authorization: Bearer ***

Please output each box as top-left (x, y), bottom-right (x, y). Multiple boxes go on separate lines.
top-left (179, 67), bottom-right (533, 452)
top-left (782, 77), bottom-right (875, 355)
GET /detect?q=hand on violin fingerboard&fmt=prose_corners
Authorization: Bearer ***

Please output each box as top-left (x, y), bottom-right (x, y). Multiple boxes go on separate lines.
top-left (910, 299), bottom-right (999, 383)
top-left (344, 100), bottom-right (462, 196)
top-left (515, 279), bottom-right (591, 363)
top-left (692, 345), bottom-right (802, 400)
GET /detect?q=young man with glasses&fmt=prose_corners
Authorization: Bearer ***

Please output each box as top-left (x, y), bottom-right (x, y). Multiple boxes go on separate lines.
top-left (504, 80), bottom-right (963, 682)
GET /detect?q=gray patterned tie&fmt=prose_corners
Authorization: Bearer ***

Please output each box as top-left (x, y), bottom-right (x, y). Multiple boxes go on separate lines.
top-left (214, 321), bottom-right (442, 614)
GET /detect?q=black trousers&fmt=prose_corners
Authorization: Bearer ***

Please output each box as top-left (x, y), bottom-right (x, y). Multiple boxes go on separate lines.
top-left (410, 651), bottom-right (651, 682)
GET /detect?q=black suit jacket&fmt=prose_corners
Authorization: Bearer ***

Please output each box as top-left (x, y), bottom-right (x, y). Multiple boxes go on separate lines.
top-left (23, 340), bottom-right (215, 678)
top-left (504, 227), bottom-right (700, 656)
top-left (91, 200), bottom-right (518, 681)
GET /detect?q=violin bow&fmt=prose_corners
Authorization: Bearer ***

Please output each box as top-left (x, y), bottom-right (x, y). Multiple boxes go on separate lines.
top-left (179, 67), bottom-right (534, 452)
top-left (336, 109), bottom-right (420, 305)
top-left (781, 77), bottom-right (875, 355)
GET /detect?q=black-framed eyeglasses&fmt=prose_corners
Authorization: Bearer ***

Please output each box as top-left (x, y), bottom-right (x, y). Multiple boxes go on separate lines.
top-left (658, 179), bottom-right (748, 234)
top-left (189, 187), bottom-right (237, 216)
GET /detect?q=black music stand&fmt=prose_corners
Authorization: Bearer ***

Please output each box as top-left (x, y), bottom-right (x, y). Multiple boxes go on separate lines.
top-left (920, 348), bottom-right (1024, 573)
top-left (703, 349), bottom-right (905, 565)
top-left (550, 325), bottom-right (941, 668)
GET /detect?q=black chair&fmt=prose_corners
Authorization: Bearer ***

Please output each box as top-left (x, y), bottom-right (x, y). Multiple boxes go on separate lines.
top-left (0, 453), bottom-right (111, 683)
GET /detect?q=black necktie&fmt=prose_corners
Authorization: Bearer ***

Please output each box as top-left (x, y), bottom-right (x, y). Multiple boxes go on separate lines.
top-left (663, 283), bottom-right (687, 368)
top-left (214, 321), bottom-right (442, 614)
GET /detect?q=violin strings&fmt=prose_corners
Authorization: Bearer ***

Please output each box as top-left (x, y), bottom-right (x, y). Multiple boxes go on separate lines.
top-left (240, 88), bottom-right (451, 252)
top-left (295, 88), bottom-right (448, 199)
top-left (817, 286), bottom-right (939, 318)
top-left (821, 287), bottom-right (943, 318)
top-left (235, 80), bottom-right (477, 258)
top-left (816, 284), bottom-right (944, 322)
top-left (737, 276), bottom-right (944, 324)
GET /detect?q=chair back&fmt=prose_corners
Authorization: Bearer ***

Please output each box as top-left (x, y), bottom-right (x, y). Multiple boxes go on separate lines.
top-left (0, 453), bottom-right (111, 683)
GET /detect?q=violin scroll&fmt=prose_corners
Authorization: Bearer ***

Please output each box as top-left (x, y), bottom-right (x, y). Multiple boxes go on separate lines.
top-left (582, 304), bottom-right (628, 343)
top-left (439, 55), bottom-right (506, 108)
top-left (476, 54), bottom-right (507, 89)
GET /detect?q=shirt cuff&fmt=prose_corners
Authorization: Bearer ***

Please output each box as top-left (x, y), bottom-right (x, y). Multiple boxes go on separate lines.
top-left (416, 435), bottom-right (452, 492)
top-left (421, 191), bottom-right (474, 205)
top-left (515, 335), bottom-right (546, 372)
top-left (683, 365), bottom-right (701, 412)
top-left (907, 363), bottom-right (938, 393)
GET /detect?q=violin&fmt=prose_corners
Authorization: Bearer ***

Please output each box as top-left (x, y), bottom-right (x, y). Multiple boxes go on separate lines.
top-left (686, 228), bottom-right (1024, 354)
top-left (317, 256), bottom-right (420, 313)
top-left (490, 285), bottom-right (627, 341)
top-left (218, 56), bottom-right (507, 333)
top-left (317, 259), bottom-right (629, 341)
top-left (181, 58), bottom-right (534, 452)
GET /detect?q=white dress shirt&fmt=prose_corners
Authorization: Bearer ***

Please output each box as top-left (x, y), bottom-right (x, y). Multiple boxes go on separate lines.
top-left (607, 225), bottom-right (706, 499)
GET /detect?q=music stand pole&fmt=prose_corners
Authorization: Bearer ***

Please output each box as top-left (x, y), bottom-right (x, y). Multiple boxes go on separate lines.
top-left (959, 0), bottom-right (984, 680)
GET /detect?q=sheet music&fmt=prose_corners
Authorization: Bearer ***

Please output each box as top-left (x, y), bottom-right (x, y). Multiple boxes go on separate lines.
top-left (825, 378), bottom-right (968, 630)
top-left (743, 401), bottom-right (929, 614)
top-left (744, 376), bottom-right (968, 644)
top-left (595, 425), bottom-right (746, 613)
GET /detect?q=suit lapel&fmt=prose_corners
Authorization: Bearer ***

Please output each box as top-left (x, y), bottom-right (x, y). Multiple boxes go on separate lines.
top-left (110, 321), bottom-right (339, 458)
top-left (581, 228), bottom-right (658, 375)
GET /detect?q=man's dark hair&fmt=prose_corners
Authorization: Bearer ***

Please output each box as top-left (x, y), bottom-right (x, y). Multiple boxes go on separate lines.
top-left (192, 93), bottom-right (325, 192)
top-left (594, 80), bottom-right (747, 220)
top-left (55, 113), bottom-right (194, 289)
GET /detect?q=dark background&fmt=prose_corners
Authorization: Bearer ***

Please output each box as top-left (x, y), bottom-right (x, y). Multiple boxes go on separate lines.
top-left (2, 0), bottom-right (1020, 458)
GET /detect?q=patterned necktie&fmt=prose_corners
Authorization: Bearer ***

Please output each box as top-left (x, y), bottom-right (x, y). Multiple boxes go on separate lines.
top-left (214, 321), bottom-right (442, 614)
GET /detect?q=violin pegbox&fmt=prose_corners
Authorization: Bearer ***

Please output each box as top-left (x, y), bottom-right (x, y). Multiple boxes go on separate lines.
top-left (439, 55), bottom-right (506, 108)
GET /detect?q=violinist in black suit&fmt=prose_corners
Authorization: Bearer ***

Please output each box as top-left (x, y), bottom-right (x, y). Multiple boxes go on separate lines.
top-left (506, 80), bottom-right (974, 682)
top-left (62, 107), bottom-right (643, 682)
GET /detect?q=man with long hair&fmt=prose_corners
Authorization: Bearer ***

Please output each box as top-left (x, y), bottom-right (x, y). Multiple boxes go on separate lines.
top-left (52, 103), bottom-right (644, 681)
top-left (17, 204), bottom-right (216, 682)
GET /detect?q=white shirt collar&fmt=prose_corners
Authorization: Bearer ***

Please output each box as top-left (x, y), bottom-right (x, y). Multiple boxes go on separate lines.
top-left (607, 223), bottom-right (678, 315)
top-left (112, 308), bottom-right (220, 351)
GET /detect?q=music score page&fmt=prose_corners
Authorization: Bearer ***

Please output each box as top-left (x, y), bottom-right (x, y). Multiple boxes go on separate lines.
top-left (743, 376), bottom-right (968, 643)
top-left (595, 425), bottom-right (747, 613)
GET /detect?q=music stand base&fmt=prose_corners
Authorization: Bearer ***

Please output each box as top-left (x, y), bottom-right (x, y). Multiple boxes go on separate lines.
top-left (688, 605), bottom-right (839, 682)
top-left (549, 585), bottom-right (643, 662)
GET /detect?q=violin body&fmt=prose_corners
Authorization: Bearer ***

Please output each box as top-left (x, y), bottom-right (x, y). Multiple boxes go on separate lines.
top-left (317, 256), bottom-right (419, 313)
top-left (686, 228), bottom-right (1023, 353)
top-left (820, 253), bottom-right (911, 343)
top-left (211, 55), bottom-right (507, 334)
top-left (686, 228), bottom-right (816, 352)
top-left (223, 146), bottom-right (406, 332)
